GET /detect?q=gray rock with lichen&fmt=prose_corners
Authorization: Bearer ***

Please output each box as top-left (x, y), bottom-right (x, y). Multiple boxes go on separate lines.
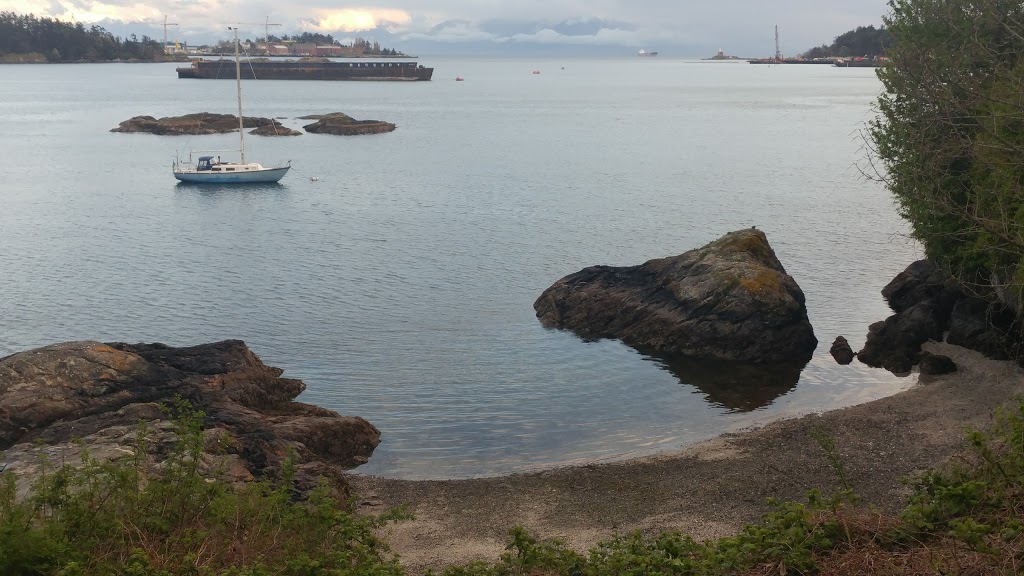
top-left (533, 228), bottom-right (817, 364)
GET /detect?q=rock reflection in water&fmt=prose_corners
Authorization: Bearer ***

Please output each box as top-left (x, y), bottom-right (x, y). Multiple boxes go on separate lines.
top-left (646, 354), bottom-right (809, 412)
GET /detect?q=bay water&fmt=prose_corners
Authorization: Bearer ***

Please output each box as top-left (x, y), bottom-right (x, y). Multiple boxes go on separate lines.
top-left (0, 56), bottom-right (920, 478)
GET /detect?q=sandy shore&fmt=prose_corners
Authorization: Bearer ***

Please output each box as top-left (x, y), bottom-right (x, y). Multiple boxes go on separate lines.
top-left (347, 343), bottom-right (1024, 573)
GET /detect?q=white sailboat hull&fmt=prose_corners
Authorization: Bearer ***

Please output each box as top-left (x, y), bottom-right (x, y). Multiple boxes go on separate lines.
top-left (173, 165), bottom-right (290, 183)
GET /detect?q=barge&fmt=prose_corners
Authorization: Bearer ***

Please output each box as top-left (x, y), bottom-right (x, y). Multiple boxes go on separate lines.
top-left (177, 58), bottom-right (433, 81)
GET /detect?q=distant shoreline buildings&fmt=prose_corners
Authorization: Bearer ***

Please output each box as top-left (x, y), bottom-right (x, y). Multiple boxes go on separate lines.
top-left (705, 49), bottom-right (740, 60)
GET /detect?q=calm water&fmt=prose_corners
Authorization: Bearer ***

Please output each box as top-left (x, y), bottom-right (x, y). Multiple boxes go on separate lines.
top-left (0, 56), bottom-right (920, 479)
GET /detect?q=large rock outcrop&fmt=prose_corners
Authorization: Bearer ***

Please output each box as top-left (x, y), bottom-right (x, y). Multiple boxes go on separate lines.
top-left (0, 340), bottom-right (378, 496)
top-left (860, 259), bottom-right (1021, 373)
top-left (111, 113), bottom-right (283, 135)
top-left (302, 112), bottom-right (396, 135)
top-left (534, 228), bottom-right (817, 364)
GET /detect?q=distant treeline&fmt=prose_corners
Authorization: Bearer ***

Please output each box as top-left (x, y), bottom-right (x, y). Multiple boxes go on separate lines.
top-left (260, 33), bottom-right (404, 55)
top-left (802, 25), bottom-right (889, 59)
top-left (0, 11), bottom-right (164, 62)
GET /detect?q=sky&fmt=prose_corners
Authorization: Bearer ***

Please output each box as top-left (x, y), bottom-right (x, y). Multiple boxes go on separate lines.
top-left (3, 0), bottom-right (892, 57)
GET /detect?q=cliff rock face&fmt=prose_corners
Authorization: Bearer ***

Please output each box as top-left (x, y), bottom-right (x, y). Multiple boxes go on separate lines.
top-left (0, 340), bottom-right (379, 496)
top-left (534, 228), bottom-right (817, 364)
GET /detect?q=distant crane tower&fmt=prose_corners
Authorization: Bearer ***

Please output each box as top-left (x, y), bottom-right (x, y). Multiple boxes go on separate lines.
top-left (774, 25), bottom-right (783, 63)
top-left (162, 15), bottom-right (178, 54)
top-left (264, 16), bottom-right (282, 43)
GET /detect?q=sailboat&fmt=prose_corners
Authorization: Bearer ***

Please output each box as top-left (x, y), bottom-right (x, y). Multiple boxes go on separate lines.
top-left (172, 26), bottom-right (291, 183)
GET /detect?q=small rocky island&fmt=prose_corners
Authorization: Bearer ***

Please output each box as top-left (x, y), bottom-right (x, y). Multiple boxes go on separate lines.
top-left (534, 228), bottom-right (817, 364)
top-left (111, 111), bottom-right (394, 136)
top-left (300, 112), bottom-right (396, 135)
top-left (0, 340), bottom-right (379, 496)
top-left (110, 113), bottom-right (294, 136)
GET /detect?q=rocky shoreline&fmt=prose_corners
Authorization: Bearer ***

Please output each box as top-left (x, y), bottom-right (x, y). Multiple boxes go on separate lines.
top-left (0, 340), bottom-right (378, 498)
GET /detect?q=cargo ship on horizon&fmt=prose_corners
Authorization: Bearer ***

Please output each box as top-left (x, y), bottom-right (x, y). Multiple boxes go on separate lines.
top-left (177, 57), bottom-right (433, 81)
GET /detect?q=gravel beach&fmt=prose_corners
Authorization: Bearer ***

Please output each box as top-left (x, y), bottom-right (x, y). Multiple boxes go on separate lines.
top-left (348, 343), bottom-right (1024, 573)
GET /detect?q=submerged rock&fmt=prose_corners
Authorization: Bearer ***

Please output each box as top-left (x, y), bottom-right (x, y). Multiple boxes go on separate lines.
top-left (111, 113), bottom-right (282, 135)
top-left (302, 112), bottom-right (396, 135)
top-left (0, 340), bottom-right (379, 497)
top-left (533, 228), bottom-right (817, 364)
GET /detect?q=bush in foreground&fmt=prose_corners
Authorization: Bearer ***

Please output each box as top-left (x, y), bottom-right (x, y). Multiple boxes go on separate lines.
top-left (0, 401), bottom-right (408, 576)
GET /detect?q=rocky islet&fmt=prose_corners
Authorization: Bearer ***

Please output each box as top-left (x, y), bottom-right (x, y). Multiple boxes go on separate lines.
top-left (111, 111), bottom-right (394, 136)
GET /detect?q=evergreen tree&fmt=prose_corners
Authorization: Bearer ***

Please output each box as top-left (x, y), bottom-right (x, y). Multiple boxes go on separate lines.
top-left (0, 12), bottom-right (163, 62)
top-left (870, 0), bottom-right (1024, 296)
top-left (802, 25), bottom-right (889, 58)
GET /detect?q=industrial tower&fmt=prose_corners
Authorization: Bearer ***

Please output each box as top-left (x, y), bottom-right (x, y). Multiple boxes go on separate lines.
top-left (774, 25), bottom-right (783, 63)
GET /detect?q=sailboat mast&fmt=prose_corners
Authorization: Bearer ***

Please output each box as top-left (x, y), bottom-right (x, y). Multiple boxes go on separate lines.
top-left (232, 26), bottom-right (245, 164)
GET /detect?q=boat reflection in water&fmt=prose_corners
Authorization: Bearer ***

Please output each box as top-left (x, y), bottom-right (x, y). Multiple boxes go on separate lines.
top-left (173, 181), bottom-right (288, 198)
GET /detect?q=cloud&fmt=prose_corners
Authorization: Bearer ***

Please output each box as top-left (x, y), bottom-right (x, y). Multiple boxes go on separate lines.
top-left (27, 0), bottom-right (163, 24)
top-left (398, 19), bottom-right (496, 43)
top-left (552, 18), bottom-right (634, 37)
top-left (301, 8), bottom-right (411, 33)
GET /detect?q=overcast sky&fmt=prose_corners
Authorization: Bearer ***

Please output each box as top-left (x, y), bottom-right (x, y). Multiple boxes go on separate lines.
top-left (4, 0), bottom-right (892, 56)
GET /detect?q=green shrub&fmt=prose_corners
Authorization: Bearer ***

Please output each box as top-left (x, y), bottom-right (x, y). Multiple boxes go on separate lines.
top-left (0, 399), bottom-right (408, 576)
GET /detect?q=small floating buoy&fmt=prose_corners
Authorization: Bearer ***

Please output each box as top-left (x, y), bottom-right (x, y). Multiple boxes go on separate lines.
top-left (310, 176), bottom-right (319, 181)
top-left (455, 76), bottom-right (464, 81)
top-left (532, 69), bottom-right (540, 74)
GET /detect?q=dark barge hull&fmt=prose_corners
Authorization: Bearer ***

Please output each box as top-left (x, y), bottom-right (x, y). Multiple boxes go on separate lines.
top-left (177, 59), bottom-right (433, 81)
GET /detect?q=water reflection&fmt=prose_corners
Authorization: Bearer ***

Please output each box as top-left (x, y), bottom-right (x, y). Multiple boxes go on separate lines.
top-left (646, 353), bottom-right (809, 412)
top-left (174, 182), bottom-right (289, 195)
